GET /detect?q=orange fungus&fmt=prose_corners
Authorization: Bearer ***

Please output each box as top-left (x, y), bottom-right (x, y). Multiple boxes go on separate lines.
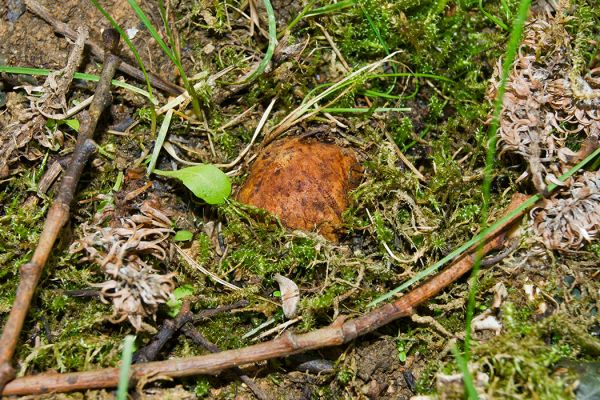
top-left (237, 136), bottom-right (360, 241)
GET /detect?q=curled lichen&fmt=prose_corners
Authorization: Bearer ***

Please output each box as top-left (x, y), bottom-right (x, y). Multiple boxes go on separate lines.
top-left (489, 9), bottom-right (600, 194)
top-left (531, 171), bottom-right (600, 251)
top-left (70, 201), bottom-right (175, 331)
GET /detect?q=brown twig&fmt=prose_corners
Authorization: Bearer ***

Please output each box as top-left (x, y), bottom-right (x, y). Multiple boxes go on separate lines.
top-left (182, 324), bottom-right (271, 400)
top-left (0, 28), bottom-right (122, 392)
top-left (133, 302), bottom-right (193, 364)
top-left (133, 299), bottom-right (268, 398)
top-left (0, 194), bottom-right (529, 396)
top-left (133, 300), bottom-right (249, 364)
top-left (23, 0), bottom-right (184, 97)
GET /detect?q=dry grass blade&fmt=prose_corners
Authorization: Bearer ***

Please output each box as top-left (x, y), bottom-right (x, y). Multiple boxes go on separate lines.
top-left (173, 244), bottom-right (241, 291)
top-left (216, 98), bottom-right (276, 169)
top-left (265, 51), bottom-right (400, 143)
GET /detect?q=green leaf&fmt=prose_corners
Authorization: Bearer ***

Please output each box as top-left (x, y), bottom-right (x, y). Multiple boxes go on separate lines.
top-left (64, 119), bottom-right (80, 131)
top-left (173, 284), bottom-right (195, 300)
top-left (154, 165), bottom-right (231, 204)
top-left (166, 284), bottom-right (195, 317)
top-left (174, 230), bottom-right (193, 241)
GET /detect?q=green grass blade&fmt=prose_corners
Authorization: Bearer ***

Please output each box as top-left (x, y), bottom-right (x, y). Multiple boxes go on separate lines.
top-left (90, 0), bottom-right (155, 101)
top-left (126, 0), bottom-right (176, 64)
top-left (452, 346), bottom-right (480, 400)
top-left (464, 0), bottom-right (532, 360)
top-left (126, 0), bottom-right (202, 117)
top-left (363, 88), bottom-right (418, 100)
top-left (479, 0), bottom-right (509, 30)
top-left (147, 108), bottom-right (174, 176)
top-left (366, 72), bottom-right (453, 83)
top-left (321, 107), bottom-right (411, 113)
top-left (279, 0), bottom-right (317, 39)
top-left (238, 0), bottom-right (277, 83)
top-left (0, 65), bottom-right (155, 103)
top-left (90, 0), bottom-right (157, 140)
top-left (116, 335), bottom-right (136, 400)
top-left (305, 0), bottom-right (356, 17)
top-left (359, 1), bottom-right (398, 95)
top-left (158, 0), bottom-right (177, 58)
top-left (281, 0), bottom-right (356, 38)
top-left (363, 72), bottom-right (451, 100)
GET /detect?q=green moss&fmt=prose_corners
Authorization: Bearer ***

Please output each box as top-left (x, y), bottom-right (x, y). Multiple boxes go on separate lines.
top-left (415, 360), bottom-right (443, 393)
top-left (0, 184), bottom-right (47, 313)
top-left (194, 376), bottom-right (212, 397)
top-left (472, 312), bottom-right (590, 399)
top-left (336, 368), bottom-right (354, 385)
top-left (195, 233), bottom-right (213, 264)
top-left (18, 330), bottom-right (120, 373)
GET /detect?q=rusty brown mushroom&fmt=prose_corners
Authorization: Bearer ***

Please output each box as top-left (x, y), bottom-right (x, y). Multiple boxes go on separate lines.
top-left (237, 136), bottom-right (360, 241)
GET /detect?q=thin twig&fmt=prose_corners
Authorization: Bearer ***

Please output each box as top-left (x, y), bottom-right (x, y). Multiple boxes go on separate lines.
top-left (0, 194), bottom-right (528, 396)
top-left (383, 129), bottom-right (427, 182)
top-left (0, 28), bottom-right (122, 392)
top-left (315, 22), bottom-right (350, 72)
top-left (132, 302), bottom-right (193, 364)
top-left (23, 0), bottom-right (183, 96)
top-left (192, 300), bottom-right (250, 323)
top-left (133, 300), bottom-right (250, 364)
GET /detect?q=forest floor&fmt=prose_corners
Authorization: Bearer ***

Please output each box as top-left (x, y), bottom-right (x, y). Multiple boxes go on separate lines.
top-left (0, 0), bottom-right (599, 398)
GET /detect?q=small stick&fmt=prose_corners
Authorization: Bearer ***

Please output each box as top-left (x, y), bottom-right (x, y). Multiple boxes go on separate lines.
top-left (23, 0), bottom-right (184, 96)
top-left (0, 194), bottom-right (528, 396)
top-left (314, 22), bottom-right (350, 72)
top-left (133, 300), bottom-right (249, 364)
top-left (133, 302), bottom-right (193, 364)
top-left (182, 325), bottom-right (271, 400)
top-left (0, 28), bottom-right (122, 392)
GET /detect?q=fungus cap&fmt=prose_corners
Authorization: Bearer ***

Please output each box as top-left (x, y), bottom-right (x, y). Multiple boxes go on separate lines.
top-left (237, 136), bottom-right (360, 241)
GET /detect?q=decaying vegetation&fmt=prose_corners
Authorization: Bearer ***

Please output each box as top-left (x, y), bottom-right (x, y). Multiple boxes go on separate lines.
top-left (0, 0), bottom-right (599, 398)
top-left (70, 201), bottom-right (176, 331)
top-left (492, 0), bottom-right (600, 195)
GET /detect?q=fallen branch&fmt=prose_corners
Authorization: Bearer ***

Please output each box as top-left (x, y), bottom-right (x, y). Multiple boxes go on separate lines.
top-left (0, 28), bottom-right (122, 391)
top-left (23, 0), bottom-right (184, 96)
top-left (0, 193), bottom-right (529, 396)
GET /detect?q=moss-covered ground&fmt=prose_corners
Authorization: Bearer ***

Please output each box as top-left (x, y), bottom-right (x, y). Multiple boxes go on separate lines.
top-left (0, 0), bottom-right (599, 398)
